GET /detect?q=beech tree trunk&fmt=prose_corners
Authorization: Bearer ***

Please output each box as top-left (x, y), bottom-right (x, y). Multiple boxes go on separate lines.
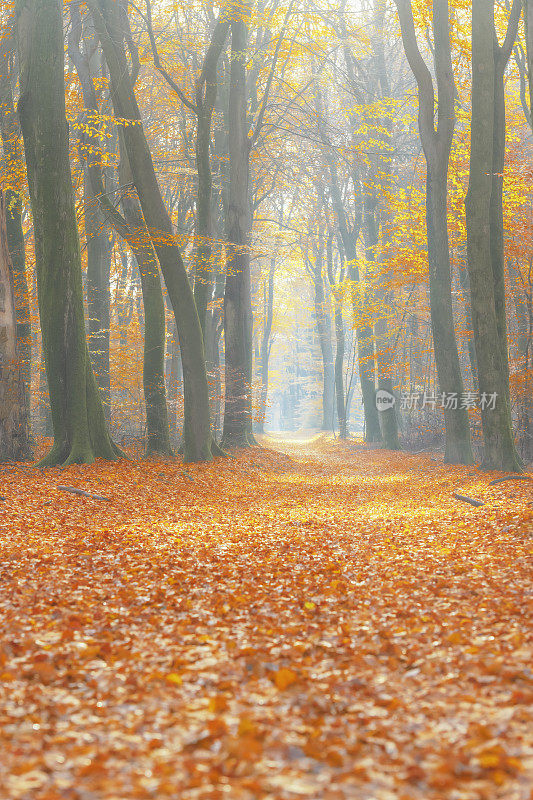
top-left (222, 14), bottom-right (255, 447)
top-left (0, 192), bottom-right (31, 460)
top-left (396, 0), bottom-right (473, 465)
top-left (16, 0), bottom-right (120, 466)
top-left (68, 3), bottom-right (172, 456)
top-left (257, 257), bottom-right (275, 435)
top-left (465, 0), bottom-right (522, 471)
top-left (311, 241), bottom-right (335, 432)
top-left (0, 49), bottom-right (32, 421)
top-left (90, 0), bottom-right (213, 462)
top-left (84, 173), bottom-right (111, 411)
top-left (326, 234), bottom-right (347, 439)
top-left (364, 193), bottom-right (399, 449)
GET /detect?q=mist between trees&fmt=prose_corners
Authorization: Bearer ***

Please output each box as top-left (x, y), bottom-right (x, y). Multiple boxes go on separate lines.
top-left (0, 0), bottom-right (531, 470)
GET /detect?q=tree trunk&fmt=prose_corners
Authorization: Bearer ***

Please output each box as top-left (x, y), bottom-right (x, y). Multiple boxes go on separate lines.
top-left (257, 257), bottom-right (275, 435)
top-left (89, 0), bottom-right (213, 462)
top-left (69, 4), bottom-right (172, 456)
top-left (16, 0), bottom-right (120, 467)
top-left (396, 0), bottom-right (473, 465)
top-left (465, 0), bottom-right (522, 471)
top-left (526, 0), bottom-right (532, 129)
top-left (0, 53), bottom-right (32, 423)
top-left (508, 261), bottom-right (533, 461)
top-left (311, 241), bottom-right (335, 431)
top-left (456, 251), bottom-right (479, 391)
top-left (0, 191), bottom-right (31, 460)
top-left (326, 235), bottom-right (347, 439)
top-left (363, 193), bottom-right (399, 449)
top-left (222, 15), bottom-right (254, 447)
top-left (427, 167), bottom-right (473, 463)
top-left (84, 172), bottom-right (111, 412)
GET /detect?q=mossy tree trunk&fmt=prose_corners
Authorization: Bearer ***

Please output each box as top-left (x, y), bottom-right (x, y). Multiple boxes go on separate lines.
top-left (0, 45), bottom-right (32, 426)
top-left (16, 0), bottom-right (120, 467)
top-left (0, 191), bottom-right (31, 460)
top-left (464, 0), bottom-right (522, 471)
top-left (68, 2), bottom-right (171, 457)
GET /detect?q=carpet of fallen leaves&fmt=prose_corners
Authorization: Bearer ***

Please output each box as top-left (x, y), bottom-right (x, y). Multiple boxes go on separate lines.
top-left (0, 433), bottom-right (532, 800)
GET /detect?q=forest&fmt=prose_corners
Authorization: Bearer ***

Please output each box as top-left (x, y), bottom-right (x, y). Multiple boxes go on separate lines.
top-left (0, 0), bottom-right (532, 798)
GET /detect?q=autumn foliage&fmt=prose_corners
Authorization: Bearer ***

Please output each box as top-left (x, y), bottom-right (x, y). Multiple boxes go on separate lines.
top-left (0, 435), bottom-right (531, 799)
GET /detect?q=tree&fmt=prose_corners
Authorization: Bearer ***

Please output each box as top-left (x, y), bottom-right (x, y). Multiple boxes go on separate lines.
top-left (395, 0), bottom-right (473, 465)
top-left (325, 228), bottom-right (347, 439)
top-left (16, 0), bottom-right (120, 466)
top-left (89, 0), bottom-right (215, 462)
top-left (257, 256), bottom-right (276, 435)
top-left (465, 0), bottom-right (522, 471)
top-left (0, 190), bottom-right (31, 460)
top-left (305, 224), bottom-right (335, 431)
top-left (0, 33), bottom-right (31, 427)
top-left (68, 2), bottom-right (172, 456)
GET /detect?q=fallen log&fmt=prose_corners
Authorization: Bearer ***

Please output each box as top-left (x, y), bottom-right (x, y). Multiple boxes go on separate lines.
top-left (453, 493), bottom-right (485, 507)
top-left (488, 475), bottom-right (533, 486)
top-left (57, 486), bottom-right (112, 502)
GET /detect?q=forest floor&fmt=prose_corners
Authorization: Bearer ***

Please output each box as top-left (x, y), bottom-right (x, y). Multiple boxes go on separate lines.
top-left (0, 434), bottom-right (532, 800)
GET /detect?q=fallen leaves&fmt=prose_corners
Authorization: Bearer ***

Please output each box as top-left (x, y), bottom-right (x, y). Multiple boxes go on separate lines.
top-left (0, 435), bottom-right (531, 799)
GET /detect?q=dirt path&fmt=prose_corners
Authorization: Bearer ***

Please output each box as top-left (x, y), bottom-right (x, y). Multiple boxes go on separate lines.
top-left (0, 437), bottom-right (531, 799)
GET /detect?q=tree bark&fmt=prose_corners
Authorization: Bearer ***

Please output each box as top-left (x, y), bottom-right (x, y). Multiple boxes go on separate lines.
top-left (0, 191), bottom-right (31, 460)
top-left (309, 239), bottom-right (335, 432)
top-left (68, 2), bottom-right (171, 456)
top-left (490, 0), bottom-right (522, 408)
top-left (257, 256), bottom-right (275, 434)
top-left (326, 233), bottom-right (347, 439)
top-left (89, 0), bottom-right (213, 462)
top-left (465, 0), bottom-right (522, 471)
top-left (526, 0), bottom-right (533, 128)
top-left (0, 46), bottom-right (32, 425)
top-left (222, 14), bottom-right (255, 447)
top-left (395, 0), bottom-right (473, 464)
top-left (84, 172), bottom-right (111, 411)
top-left (16, 0), bottom-right (120, 466)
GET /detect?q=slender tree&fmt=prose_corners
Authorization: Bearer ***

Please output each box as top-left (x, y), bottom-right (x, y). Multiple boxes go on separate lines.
top-left (395, 0), bottom-right (473, 464)
top-left (0, 191), bottom-right (31, 460)
top-left (257, 256), bottom-right (275, 435)
top-left (326, 230), bottom-right (347, 439)
top-left (88, 0), bottom-right (215, 461)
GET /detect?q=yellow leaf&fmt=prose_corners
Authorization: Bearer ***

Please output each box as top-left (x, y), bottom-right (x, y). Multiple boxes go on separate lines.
top-left (165, 673), bottom-right (182, 686)
top-left (272, 667), bottom-right (298, 690)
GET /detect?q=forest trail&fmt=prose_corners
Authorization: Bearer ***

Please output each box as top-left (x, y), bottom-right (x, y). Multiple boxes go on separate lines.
top-left (0, 438), bottom-right (532, 800)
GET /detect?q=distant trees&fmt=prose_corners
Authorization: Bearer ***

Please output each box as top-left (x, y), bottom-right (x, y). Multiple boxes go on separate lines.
top-left (0, 0), bottom-right (528, 468)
